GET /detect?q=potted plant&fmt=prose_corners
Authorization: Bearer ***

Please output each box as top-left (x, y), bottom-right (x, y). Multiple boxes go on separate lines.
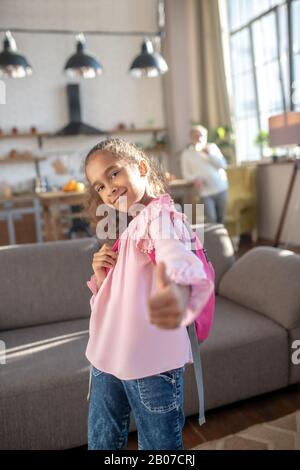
top-left (254, 130), bottom-right (277, 161)
top-left (209, 126), bottom-right (236, 165)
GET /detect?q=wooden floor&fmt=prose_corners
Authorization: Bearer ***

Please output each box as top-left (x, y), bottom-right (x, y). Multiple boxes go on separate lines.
top-left (126, 383), bottom-right (300, 450)
top-left (236, 233), bottom-right (300, 258)
top-left (72, 383), bottom-right (300, 451)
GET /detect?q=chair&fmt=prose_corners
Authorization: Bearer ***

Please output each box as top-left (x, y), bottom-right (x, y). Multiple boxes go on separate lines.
top-left (225, 165), bottom-right (257, 242)
top-left (67, 205), bottom-right (93, 239)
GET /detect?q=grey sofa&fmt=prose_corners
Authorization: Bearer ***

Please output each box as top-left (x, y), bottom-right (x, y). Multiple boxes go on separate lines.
top-left (0, 224), bottom-right (300, 449)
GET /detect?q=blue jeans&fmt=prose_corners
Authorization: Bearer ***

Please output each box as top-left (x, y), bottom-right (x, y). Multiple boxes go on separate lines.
top-left (202, 189), bottom-right (228, 224)
top-left (88, 365), bottom-right (186, 450)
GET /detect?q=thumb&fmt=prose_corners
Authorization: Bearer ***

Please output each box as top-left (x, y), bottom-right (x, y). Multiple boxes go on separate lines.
top-left (156, 261), bottom-right (170, 290)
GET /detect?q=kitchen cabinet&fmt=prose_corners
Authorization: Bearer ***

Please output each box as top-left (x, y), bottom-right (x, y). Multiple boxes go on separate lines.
top-left (0, 194), bottom-right (43, 245)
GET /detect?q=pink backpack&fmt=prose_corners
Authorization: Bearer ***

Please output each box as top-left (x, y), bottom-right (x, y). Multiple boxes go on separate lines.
top-left (147, 226), bottom-right (215, 342)
top-left (146, 215), bottom-right (215, 426)
top-left (105, 214), bottom-right (215, 425)
top-left (107, 225), bottom-right (215, 341)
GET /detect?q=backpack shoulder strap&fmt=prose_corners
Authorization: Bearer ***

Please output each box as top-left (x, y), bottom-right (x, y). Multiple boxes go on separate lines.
top-left (146, 214), bottom-right (206, 425)
top-left (187, 323), bottom-right (206, 426)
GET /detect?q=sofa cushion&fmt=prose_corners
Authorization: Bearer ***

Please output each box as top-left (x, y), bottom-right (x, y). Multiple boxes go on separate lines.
top-left (0, 318), bottom-right (90, 398)
top-left (183, 295), bottom-right (289, 414)
top-left (219, 247), bottom-right (300, 329)
top-left (0, 318), bottom-right (90, 449)
top-left (0, 238), bottom-right (100, 330)
top-left (195, 224), bottom-right (235, 292)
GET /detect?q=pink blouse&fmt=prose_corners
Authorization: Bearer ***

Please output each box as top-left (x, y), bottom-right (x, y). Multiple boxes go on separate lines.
top-left (85, 193), bottom-right (214, 380)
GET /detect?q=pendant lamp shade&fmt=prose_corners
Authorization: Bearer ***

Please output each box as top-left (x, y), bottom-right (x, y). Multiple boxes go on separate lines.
top-left (64, 33), bottom-right (103, 79)
top-left (129, 38), bottom-right (168, 78)
top-left (0, 31), bottom-right (32, 78)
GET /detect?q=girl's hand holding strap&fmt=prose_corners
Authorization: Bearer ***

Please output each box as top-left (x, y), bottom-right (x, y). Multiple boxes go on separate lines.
top-left (92, 243), bottom-right (118, 289)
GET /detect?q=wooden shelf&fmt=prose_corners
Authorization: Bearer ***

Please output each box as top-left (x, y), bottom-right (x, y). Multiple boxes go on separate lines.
top-left (0, 128), bottom-right (168, 152)
top-left (0, 128), bottom-right (167, 139)
top-left (0, 156), bottom-right (46, 164)
top-left (107, 127), bottom-right (167, 135)
top-left (0, 133), bottom-right (49, 139)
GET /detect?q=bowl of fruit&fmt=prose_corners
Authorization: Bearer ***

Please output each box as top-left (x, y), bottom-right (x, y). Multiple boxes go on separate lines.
top-left (62, 179), bottom-right (85, 192)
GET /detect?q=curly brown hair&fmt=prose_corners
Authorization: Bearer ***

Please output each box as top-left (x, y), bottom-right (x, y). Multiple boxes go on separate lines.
top-left (82, 138), bottom-right (170, 240)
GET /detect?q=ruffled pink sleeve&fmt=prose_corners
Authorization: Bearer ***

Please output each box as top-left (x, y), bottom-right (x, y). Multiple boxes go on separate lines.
top-left (134, 196), bottom-right (214, 327)
top-left (87, 273), bottom-right (99, 308)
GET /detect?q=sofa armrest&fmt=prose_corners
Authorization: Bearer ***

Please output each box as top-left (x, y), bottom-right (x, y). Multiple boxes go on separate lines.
top-left (219, 246), bottom-right (300, 329)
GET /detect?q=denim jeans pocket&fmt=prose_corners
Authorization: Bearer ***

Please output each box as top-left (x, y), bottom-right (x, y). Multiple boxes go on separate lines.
top-left (92, 366), bottom-right (104, 377)
top-left (137, 367), bottom-right (184, 413)
top-left (158, 366), bottom-right (185, 382)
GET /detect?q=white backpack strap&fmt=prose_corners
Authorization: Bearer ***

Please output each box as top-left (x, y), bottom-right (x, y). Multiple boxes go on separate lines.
top-left (187, 322), bottom-right (206, 425)
top-left (86, 364), bottom-right (93, 401)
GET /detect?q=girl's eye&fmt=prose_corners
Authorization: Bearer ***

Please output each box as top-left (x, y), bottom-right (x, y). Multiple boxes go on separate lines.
top-left (95, 171), bottom-right (119, 192)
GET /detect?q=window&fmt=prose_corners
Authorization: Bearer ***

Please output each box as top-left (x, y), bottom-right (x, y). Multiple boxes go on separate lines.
top-left (226, 0), bottom-right (297, 162)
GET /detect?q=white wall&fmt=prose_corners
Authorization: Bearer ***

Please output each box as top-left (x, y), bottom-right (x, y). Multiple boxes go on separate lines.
top-left (0, 0), bottom-right (166, 186)
top-left (162, 0), bottom-right (196, 176)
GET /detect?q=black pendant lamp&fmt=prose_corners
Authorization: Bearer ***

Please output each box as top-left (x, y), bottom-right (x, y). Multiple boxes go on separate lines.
top-left (64, 33), bottom-right (103, 79)
top-left (129, 37), bottom-right (168, 78)
top-left (0, 31), bottom-right (32, 78)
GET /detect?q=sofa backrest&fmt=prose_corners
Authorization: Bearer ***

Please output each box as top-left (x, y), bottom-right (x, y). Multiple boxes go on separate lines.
top-left (219, 246), bottom-right (300, 329)
top-left (196, 223), bottom-right (236, 292)
top-left (0, 223), bottom-right (234, 331)
top-left (0, 237), bottom-right (100, 331)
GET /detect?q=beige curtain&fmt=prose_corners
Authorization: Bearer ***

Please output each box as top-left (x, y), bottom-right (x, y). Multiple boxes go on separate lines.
top-left (162, 0), bottom-right (232, 176)
top-left (195, 0), bottom-right (232, 128)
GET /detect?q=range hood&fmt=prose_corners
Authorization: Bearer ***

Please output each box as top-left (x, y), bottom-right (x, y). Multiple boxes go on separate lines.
top-left (54, 84), bottom-right (105, 136)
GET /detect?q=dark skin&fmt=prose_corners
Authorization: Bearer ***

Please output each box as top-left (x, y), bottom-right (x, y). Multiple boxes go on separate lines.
top-left (85, 151), bottom-right (153, 213)
top-left (86, 151), bottom-right (191, 330)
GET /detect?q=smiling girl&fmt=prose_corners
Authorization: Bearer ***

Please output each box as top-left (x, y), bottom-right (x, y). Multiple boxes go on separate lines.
top-left (84, 138), bottom-right (213, 450)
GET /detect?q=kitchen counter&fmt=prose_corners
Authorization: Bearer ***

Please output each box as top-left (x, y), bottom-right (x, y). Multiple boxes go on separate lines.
top-left (0, 178), bottom-right (193, 202)
top-left (257, 158), bottom-right (296, 166)
top-left (36, 180), bottom-right (196, 241)
top-left (0, 192), bottom-right (37, 204)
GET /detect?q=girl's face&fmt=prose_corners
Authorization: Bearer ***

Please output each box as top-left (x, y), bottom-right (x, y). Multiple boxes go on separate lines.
top-left (86, 151), bottom-right (152, 213)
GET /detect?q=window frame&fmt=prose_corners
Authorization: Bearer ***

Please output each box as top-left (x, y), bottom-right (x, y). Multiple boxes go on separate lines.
top-left (227, 0), bottom-right (297, 161)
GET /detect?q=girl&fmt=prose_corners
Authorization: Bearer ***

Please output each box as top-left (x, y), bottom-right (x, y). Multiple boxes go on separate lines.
top-left (84, 138), bottom-right (213, 450)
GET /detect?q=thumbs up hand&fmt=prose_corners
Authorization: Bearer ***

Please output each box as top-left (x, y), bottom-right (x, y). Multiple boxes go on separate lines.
top-left (156, 261), bottom-right (171, 291)
top-left (147, 261), bottom-right (191, 330)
